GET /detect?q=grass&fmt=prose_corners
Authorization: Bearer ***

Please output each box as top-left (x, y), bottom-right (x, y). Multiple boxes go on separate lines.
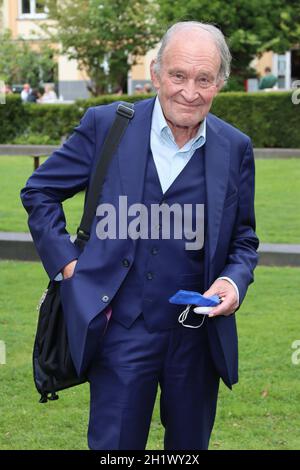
top-left (0, 261), bottom-right (300, 450)
top-left (0, 156), bottom-right (300, 244)
top-left (0, 156), bottom-right (85, 235)
top-left (255, 159), bottom-right (300, 244)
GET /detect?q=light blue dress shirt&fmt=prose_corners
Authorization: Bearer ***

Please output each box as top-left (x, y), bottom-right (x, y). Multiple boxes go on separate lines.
top-left (150, 97), bottom-right (206, 194)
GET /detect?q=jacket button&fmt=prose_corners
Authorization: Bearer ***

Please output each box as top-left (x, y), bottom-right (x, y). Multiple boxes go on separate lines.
top-left (102, 295), bottom-right (109, 303)
top-left (146, 272), bottom-right (153, 280)
top-left (151, 247), bottom-right (158, 255)
top-left (122, 258), bottom-right (130, 267)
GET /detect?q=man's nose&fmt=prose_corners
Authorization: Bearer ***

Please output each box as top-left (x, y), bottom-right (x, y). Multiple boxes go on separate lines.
top-left (181, 80), bottom-right (200, 102)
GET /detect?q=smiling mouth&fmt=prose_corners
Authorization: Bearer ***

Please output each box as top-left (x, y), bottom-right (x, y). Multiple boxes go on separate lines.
top-left (174, 101), bottom-right (201, 108)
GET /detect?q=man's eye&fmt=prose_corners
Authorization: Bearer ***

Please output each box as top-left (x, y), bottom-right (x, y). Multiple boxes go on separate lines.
top-left (199, 77), bottom-right (210, 84)
top-left (173, 74), bottom-right (184, 80)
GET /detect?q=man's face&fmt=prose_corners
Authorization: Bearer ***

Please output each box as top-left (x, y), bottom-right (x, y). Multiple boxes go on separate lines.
top-left (150, 30), bottom-right (223, 129)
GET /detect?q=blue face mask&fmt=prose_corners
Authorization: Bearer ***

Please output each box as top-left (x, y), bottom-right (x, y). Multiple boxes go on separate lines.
top-left (169, 290), bottom-right (221, 329)
top-left (169, 290), bottom-right (220, 307)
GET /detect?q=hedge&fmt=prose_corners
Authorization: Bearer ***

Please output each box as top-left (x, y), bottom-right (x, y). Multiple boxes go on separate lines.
top-left (0, 92), bottom-right (299, 147)
top-left (211, 92), bottom-right (300, 148)
top-left (0, 94), bottom-right (27, 143)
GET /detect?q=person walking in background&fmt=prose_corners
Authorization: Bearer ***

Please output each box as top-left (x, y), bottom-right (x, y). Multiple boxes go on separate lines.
top-left (4, 84), bottom-right (13, 95)
top-left (143, 83), bottom-right (153, 93)
top-left (112, 86), bottom-right (123, 95)
top-left (134, 83), bottom-right (144, 94)
top-left (21, 83), bottom-right (31, 102)
top-left (27, 89), bottom-right (41, 103)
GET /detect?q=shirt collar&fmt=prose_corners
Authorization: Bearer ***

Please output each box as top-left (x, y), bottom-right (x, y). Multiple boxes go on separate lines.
top-left (151, 96), bottom-right (206, 152)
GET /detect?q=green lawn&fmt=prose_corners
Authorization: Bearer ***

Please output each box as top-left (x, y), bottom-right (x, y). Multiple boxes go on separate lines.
top-left (255, 159), bottom-right (300, 244)
top-left (0, 156), bottom-right (85, 235)
top-left (0, 261), bottom-right (299, 450)
top-left (0, 156), bottom-right (300, 243)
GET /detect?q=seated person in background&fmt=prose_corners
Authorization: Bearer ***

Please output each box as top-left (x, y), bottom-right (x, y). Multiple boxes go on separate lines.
top-left (259, 67), bottom-right (278, 90)
top-left (27, 89), bottom-right (41, 103)
top-left (134, 83), bottom-right (144, 94)
top-left (143, 83), bottom-right (153, 93)
top-left (39, 84), bottom-right (58, 103)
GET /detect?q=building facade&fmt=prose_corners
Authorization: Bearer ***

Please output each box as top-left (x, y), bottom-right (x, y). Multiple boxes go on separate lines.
top-left (253, 49), bottom-right (300, 90)
top-left (1, 0), bottom-right (89, 100)
top-left (1, 1), bottom-right (299, 97)
top-left (132, 46), bottom-right (300, 93)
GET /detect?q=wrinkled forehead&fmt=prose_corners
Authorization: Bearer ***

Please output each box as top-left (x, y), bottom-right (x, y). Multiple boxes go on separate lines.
top-left (161, 29), bottom-right (221, 71)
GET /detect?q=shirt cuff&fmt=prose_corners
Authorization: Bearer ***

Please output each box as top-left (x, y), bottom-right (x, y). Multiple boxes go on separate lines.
top-left (218, 277), bottom-right (240, 306)
top-left (54, 272), bottom-right (63, 281)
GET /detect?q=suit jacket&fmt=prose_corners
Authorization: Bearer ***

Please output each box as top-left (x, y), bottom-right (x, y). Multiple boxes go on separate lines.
top-left (21, 97), bottom-right (259, 387)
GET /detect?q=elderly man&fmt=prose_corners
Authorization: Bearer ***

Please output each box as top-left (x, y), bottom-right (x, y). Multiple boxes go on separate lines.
top-left (21, 21), bottom-right (259, 450)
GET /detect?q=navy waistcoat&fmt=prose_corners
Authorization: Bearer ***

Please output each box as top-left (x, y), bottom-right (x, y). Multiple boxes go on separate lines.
top-left (111, 145), bottom-right (207, 331)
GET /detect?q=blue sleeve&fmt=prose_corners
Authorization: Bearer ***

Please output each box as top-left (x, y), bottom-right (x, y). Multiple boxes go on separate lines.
top-left (20, 107), bottom-right (96, 280)
top-left (219, 139), bottom-right (259, 304)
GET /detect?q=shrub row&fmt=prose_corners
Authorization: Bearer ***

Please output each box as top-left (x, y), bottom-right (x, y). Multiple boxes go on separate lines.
top-left (0, 92), bottom-right (299, 148)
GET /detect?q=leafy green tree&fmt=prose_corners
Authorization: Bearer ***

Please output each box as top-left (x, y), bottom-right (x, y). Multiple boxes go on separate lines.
top-left (42, 0), bottom-right (163, 95)
top-left (157, 0), bottom-right (300, 85)
top-left (0, 29), bottom-right (57, 88)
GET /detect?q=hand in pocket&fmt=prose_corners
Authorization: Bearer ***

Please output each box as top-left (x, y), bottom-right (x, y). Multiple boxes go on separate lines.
top-left (62, 259), bottom-right (78, 280)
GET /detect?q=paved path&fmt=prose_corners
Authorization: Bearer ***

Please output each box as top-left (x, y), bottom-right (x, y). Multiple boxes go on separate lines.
top-left (254, 148), bottom-right (300, 159)
top-left (1, 232), bottom-right (300, 267)
top-left (1, 146), bottom-right (300, 159)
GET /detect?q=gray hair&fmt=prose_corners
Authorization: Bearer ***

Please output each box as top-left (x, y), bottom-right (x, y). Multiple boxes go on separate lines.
top-left (154, 21), bottom-right (231, 82)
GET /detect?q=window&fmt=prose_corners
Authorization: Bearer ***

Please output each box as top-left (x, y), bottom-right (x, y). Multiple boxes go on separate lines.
top-left (36, 1), bottom-right (46, 14)
top-left (22, 0), bottom-right (31, 14)
top-left (20, 0), bottom-right (47, 18)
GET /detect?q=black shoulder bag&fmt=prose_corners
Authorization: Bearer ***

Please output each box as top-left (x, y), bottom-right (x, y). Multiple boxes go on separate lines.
top-left (33, 102), bottom-right (135, 403)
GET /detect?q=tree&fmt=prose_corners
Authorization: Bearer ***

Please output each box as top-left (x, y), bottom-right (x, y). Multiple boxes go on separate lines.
top-left (157, 0), bottom-right (300, 85)
top-left (0, 29), bottom-right (57, 88)
top-left (42, 0), bottom-right (163, 95)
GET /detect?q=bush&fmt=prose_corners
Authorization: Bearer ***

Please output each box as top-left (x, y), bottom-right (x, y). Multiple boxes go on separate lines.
top-left (1, 92), bottom-right (299, 148)
top-left (211, 92), bottom-right (300, 148)
top-left (76, 93), bottom-right (154, 114)
top-left (0, 94), bottom-right (27, 143)
top-left (12, 133), bottom-right (61, 145)
top-left (25, 103), bottom-right (80, 141)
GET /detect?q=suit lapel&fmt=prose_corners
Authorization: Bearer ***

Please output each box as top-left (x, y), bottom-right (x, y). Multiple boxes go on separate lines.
top-left (204, 115), bottom-right (231, 282)
top-left (117, 98), bottom-right (155, 209)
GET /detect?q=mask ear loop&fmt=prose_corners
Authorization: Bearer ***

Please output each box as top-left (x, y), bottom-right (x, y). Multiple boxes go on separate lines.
top-left (178, 304), bottom-right (206, 329)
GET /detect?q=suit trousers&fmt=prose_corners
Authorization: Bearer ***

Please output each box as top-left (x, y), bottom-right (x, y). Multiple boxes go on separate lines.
top-left (87, 312), bottom-right (220, 450)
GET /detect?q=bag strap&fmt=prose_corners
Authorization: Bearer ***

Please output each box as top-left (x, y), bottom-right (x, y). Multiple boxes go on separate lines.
top-left (75, 102), bottom-right (135, 249)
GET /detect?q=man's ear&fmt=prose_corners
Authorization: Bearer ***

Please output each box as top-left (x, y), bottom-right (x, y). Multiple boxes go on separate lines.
top-left (216, 79), bottom-right (225, 93)
top-left (150, 59), bottom-right (160, 91)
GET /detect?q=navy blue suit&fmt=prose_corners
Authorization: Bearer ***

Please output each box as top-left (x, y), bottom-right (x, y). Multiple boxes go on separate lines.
top-left (21, 97), bottom-right (258, 449)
